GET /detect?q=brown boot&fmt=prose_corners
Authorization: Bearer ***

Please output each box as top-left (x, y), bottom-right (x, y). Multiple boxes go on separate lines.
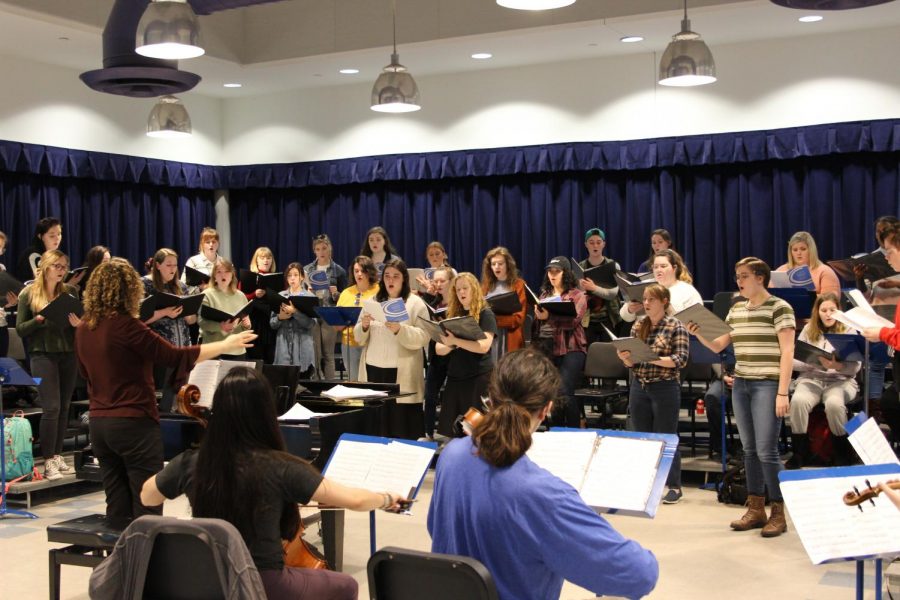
top-left (761, 501), bottom-right (787, 537)
top-left (730, 495), bottom-right (767, 531)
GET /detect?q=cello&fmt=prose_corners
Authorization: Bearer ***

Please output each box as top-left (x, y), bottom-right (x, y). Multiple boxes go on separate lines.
top-left (176, 384), bottom-right (330, 570)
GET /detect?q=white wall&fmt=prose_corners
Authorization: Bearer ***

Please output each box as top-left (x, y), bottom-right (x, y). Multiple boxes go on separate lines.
top-left (221, 24), bottom-right (900, 165)
top-left (0, 54), bottom-right (223, 164)
top-left (0, 25), bottom-right (896, 167)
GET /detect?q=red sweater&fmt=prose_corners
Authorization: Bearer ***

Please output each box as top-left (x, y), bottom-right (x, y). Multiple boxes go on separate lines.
top-left (880, 303), bottom-right (900, 350)
top-left (76, 315), bottom-right (200, 421)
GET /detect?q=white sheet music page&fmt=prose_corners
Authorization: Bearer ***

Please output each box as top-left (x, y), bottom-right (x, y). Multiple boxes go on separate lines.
top-left (186, 361), bottom-right (221, 409)
top-left (781, 474), bottom-right (900, 564)
top-left (526, 431), bottom-right (597, 491)
top-left (363, 442), bottom-right (434, 498)
top-left (849, 417), bottom-right (900, 466)
top-left (579, 437), bottom-right (663, 512)
top-left (322, 440), bottom-right (379, 488)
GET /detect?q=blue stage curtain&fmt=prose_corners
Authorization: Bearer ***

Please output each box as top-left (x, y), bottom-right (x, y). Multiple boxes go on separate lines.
top-left (228, 120), bottom-right (900, 298)
top-left (0, 170), bottom-right (216, 275)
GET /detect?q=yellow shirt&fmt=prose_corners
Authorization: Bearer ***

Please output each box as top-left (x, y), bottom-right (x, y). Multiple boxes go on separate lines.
top-left (336, 284), bottom-right (379, 346)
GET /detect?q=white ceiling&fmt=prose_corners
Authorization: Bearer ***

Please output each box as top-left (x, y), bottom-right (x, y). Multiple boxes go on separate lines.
top-left (0, 0), bottom-right (898, 98)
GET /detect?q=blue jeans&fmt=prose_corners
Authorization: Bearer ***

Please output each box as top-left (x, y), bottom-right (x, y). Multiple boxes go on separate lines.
top-left (553, 351), bottom-right (585, 428)
top-left (628, 379), bottom-right (681, 488)
top-left (341, 344), bottom-right (363, 382)
top-left (732, 378), bottom-right (783, 501)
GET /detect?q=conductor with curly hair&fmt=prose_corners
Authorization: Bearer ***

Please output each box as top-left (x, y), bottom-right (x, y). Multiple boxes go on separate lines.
top-left (75, 258), bottom-right (257, 519)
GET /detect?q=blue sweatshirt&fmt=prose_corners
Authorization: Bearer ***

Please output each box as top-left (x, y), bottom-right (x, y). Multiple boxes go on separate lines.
top-left (427, 437), bottom-right (659, 600)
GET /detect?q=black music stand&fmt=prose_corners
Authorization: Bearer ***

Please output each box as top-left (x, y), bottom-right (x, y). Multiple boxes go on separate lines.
top-left (1, 357), bottom-right (39, 519)
top-left (689, 338), bottom-right (735, 476)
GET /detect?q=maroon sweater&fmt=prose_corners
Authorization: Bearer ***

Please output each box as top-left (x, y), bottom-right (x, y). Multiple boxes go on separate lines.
top-left (76, 315), bottom-right (200, 421)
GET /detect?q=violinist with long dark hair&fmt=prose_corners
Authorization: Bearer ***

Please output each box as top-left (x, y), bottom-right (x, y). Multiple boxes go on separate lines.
top-left (142, 367), bottom-right (407, 600)
top-left (428, 349), bottom-right (658, 600)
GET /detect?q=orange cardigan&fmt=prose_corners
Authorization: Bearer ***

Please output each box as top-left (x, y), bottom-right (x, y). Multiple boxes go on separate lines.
top-left (483, 278), bottom-right (527, 351)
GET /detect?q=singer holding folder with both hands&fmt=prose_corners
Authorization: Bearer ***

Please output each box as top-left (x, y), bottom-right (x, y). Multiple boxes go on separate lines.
top-left (615, 283), bottom-right (688, 505)
top-left (199, 257), bottom-right (251, 359)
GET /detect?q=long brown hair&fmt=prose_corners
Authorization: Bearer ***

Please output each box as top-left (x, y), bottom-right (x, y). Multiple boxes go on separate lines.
top-left (82, 259), bottom-right (144, 329)
top-left (212, 257), bottom-right (239, 294)
top-left (636, 284), bottom-right (670, 342)
top-left (28, 250), bottom-right (69, 313)
top-left (149, 248), bottom-right (182, 294)
top-left (473, 349), bottom-right (561, 468)
top-left (447, 272), bottom-right (486, 319)
top-left (481, 246), bottom-right (520, 292)
top-left (806, 292), bottom-right (848, 343)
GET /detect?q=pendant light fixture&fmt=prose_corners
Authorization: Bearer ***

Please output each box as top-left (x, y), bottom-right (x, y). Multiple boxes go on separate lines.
top-left (496, 0), bottom-right (576, 9)
top-left (147, 95), bottom-right (192, 138)
top-left (370, 0), bottom-right (421, 113)
top-left (136, 0), bottom-right (204, 60)
top-left (658, 0), bottom-right (716, 87)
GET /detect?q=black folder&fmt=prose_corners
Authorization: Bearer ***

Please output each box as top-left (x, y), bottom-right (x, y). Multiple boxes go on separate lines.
top-left (0, 272), bottom-right (24, 297)
top-left (425, 303), bottom-right (447, 321)
top-left (828, 252), bottom-right (897, 283)
top-left (39, 293), bottom-right (84, 327)
top-left (288, 295), bottom-right (321, 319)
top-left (614, 273), bottom-right (654, 303)
top-left (238, 269), bottom-right (284, 292)
top-left (486, 291), bottom-right (522, 316)
top-left (184, 266), bottom-right (211, 287)
top-left (64, 266), bottom-right (88, 284)
top-left (199, 299), bottom-right (257, 322)
top-left (769, 288), bottom-right (815, 320)
top-left (259, 289), bottom-right (290, 312)
top-left (147, 292), bottom-right (205, 317)
top-left (524, 284), bottom-right (577, 317)
top-left (571, 259), bottom-right (618, 288)
top-left (417, 316), bottom-right (487, 343)
top-left (793, 340), bottom-right (836, 368)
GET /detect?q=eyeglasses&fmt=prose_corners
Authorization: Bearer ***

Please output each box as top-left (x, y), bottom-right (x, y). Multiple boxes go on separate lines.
top-left (734, 273), bottom-right (754, 281)
top-left (49, 263), bottom-right (68, 271)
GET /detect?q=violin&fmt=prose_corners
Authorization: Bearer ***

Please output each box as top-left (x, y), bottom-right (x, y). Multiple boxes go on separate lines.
top-left (457, 407), bottom-right (484, 437)
top-left (843, 479), bottom-right (900, 510)
top-left (176, 384), bottom-right (330, 570)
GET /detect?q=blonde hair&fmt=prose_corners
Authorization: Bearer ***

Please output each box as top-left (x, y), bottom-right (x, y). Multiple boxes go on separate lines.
top-left (250, 247), bottom-right (276, 273)
top-left (213, 257), bottom-right (239, 294)
top-left (29, 250), bottom-right (69, 313)
top-left (786, 231), bottom-right (822, 270)
top-left (447, 272), bottom-right (487, 320)
top-left (82, 259), bottom-right (143, 329)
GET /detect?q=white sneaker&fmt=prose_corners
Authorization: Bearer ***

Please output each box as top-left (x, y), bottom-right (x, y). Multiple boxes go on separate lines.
top-left (417, 435), bottom-right (434, 443)
top-left (54, 455), bottom-right (72, 473)
top-left (44, 459), bottom-right (63, 481)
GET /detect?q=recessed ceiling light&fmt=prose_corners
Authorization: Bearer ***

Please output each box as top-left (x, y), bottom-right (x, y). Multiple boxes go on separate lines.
top-left (223, 83), bottom-right (242, 88)
top-left (798, 15), bottom-right (823, 22)
top-left (339, 68), bottom-right (360, 74)
top-left (471, 53), bottom-right (493, 60)
top-left (620, 35), bottom-right (644, 43)
top-left (58, 36), bottom-right (70, 41)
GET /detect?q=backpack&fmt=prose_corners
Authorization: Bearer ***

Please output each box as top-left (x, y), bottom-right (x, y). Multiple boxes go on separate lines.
top-left (807, 408), bottom-right (834, 465)
top-left (3, 411), bottom-right (35, 480)
top-left (717, 464), bottom-right (748, 506)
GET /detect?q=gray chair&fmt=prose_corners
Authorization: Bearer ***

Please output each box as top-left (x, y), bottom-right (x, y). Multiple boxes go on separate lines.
top-left (574, 342), bottom-right (630, 427)
top-left (368, 546), bottom-right (499, 600)
top-left (7, 327), bottom-right (25, 361)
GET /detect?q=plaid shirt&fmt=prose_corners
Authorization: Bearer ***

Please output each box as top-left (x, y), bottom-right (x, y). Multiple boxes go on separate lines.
top-left (629, 316), bottom-right (689, 383)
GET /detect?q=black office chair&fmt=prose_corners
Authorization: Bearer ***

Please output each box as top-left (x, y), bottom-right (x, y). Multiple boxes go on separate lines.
top-left (679, 360), bottom-right (715, 456)
top-left (574, 342), bottom-right (630, 427)
top-left (712, 291), bottom-right (740, 321)
top-left (368, 546), bottom-right (499, 600)
top-left (89, 516), bottom-right (267, 600)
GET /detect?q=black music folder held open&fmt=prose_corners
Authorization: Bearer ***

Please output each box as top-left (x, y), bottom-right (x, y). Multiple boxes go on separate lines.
top-left (486, 291), bottom-right (522, 316)
top-left (184, 266), bottom-right (211, 287)
top-left (417, 315), bottom-right (487, 343)
top-left (238, 269), bottom-right (284, 292)
top-left (524, 284), bottom-right (577, 317)
top-left (289, 294), bottom-right (321, 318)
top-left (64, 266), bottom-right (88, 284)
top-left (0, 272), bottom-right (24, 297)
top-left (571, 259), bottom-right (618, 289)
top-left (199, 299), bottom-right (257, 322)
top-left (39, 293), bottom-right (84, 327)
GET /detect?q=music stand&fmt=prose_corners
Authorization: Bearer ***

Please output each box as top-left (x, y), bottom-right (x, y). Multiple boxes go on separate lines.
top-left (0, 357), bottom-right (39, 519)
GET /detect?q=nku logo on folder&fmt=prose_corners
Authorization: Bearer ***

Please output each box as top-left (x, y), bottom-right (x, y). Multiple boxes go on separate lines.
top-left (382, 298), bottom-right (409, 322)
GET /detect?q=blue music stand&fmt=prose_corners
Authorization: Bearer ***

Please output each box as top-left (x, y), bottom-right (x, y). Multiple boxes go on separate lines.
top-left (0, 357), bottom-right (40, 520)
top-left (769, 288), bottom-right (815, 320)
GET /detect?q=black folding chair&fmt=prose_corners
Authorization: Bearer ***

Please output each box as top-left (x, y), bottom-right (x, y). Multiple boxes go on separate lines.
top-left (368, 546), bottom-right (498, 600)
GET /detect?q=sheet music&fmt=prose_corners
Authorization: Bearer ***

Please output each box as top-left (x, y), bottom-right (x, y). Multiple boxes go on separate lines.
top-left (781, 474), bottom-right (900, 564)
top-left (321, 440), bottom-right (374, 488)
top-left (321, 384), bottom-right (388, 400)
top-left (579, 437), bottom-right (663, 512)
top-left (527, 431), bottom-right (598, 491)
top-left (187, 360), bottom-right (256, 408)
top-left (849, 417), bottom-right (900, 466)
top-left (277, 403), bottom-right (331, 421)
top-left (362, 298), bottom-right (386, 322)
top-left (833, 307), bottom-right (893, 332)
top-left (363, 442), bottom-right (434, 496)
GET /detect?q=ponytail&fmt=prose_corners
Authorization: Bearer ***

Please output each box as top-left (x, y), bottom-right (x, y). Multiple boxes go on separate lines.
top-left (473, 403), bottom-right (534, 468)
top-left (472, 348), bottom-right (561, 468)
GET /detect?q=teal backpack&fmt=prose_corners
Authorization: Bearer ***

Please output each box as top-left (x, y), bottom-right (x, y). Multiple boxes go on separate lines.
top-left (3, 411), bottom-right (34, 480)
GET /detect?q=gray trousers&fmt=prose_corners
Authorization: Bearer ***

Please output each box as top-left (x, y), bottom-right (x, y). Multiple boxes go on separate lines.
top-left (789, 376), bottom-right (857, 435)
top-left (31, 352), bottom-right (78, 459)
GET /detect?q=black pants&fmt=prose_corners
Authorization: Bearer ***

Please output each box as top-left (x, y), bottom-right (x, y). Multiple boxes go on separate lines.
top-left (90, 417), bottom-right (164, 520)
top-left (423, 351), bottom-right (449, 437)
top-left (31, 352), bottom-right (78, 459)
